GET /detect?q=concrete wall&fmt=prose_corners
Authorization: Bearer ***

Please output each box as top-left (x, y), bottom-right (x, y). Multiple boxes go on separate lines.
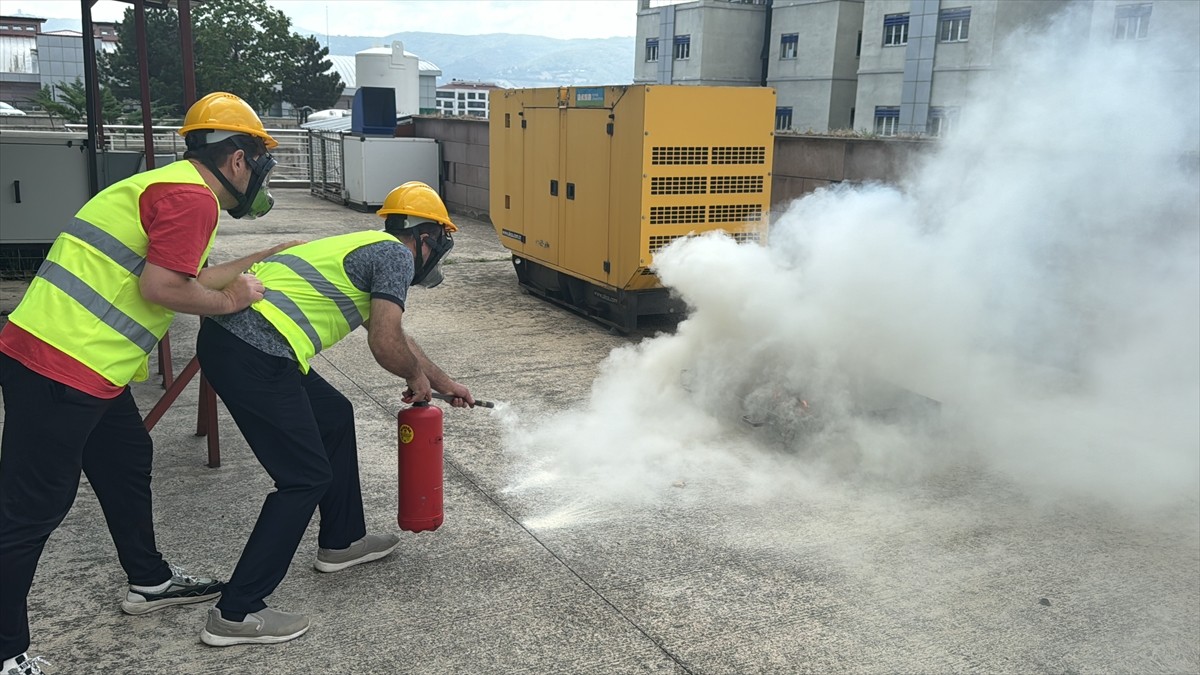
top-left (412, 115), bottom-right (490, 220)
top-left (5, 113), bottom-right (937, 228)
top-left (770, 133), bottom-right (933, 211)
top-left (412, 115), bottom-right (934, 225)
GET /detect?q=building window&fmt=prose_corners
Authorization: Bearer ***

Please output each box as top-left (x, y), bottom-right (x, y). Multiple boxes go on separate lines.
top-left (884, 13), bottom-right (909, 46)
top-left (874, 106), bottom-right (899, 136)
top-left (780, 33), bottom-right (798, 59)
top-left (646, 38), bottom-right (659, 62)
top-left (673, 35), bottom-right (691, 60)
top-left (939, 7), bottom-right (971, 42)
top-left (775, 106), bottom-right (793, 131)
top-left (927, 106), bottom-right (960, 137)
top-left (1113, 3), bottom-right (1152, 40)
top-left (856, 30), bottom-right (862, 57)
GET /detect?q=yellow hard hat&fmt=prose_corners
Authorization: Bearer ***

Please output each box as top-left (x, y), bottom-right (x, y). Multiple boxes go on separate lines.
top-left (178, 92), bottom-right (278, 149)
top-left (377, 181), bottom-right (457, 232)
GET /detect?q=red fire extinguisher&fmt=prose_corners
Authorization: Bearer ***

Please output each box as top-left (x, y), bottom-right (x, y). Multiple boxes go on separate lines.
top-left (397, 401), bottom-right (443, 533)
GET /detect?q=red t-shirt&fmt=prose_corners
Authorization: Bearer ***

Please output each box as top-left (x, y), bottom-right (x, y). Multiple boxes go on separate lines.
top-left (0, 180), bottom-right (220, 398)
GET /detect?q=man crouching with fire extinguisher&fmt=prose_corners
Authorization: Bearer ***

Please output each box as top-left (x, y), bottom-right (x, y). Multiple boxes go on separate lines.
top-left (193, 181), bottom-right (474, 646)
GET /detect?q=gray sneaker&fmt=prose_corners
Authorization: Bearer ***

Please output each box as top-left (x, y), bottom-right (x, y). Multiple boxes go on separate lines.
top-left (200, 608), bottom-right (310, 647)
top-left (314, 533), bottom-right (401, 573)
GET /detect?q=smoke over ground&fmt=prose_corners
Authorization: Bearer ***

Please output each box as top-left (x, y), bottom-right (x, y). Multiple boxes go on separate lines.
top-left (500, 10), bottom-right (1199, 521)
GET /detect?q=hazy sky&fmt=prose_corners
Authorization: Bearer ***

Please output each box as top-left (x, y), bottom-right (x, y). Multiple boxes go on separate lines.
top-left (0, 0), bottom-right (639, 39)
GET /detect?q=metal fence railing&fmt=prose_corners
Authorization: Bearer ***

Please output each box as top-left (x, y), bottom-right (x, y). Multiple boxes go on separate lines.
top-left (308, 130), bottom-right (344, 203)
top-left (65, 125), bottom-right (315, 184)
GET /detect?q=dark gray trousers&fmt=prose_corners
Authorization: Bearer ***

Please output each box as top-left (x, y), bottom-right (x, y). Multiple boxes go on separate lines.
top-left (196, 320), bottom-right (365, 616)
top-left (0, 353), bottom-right (170, 660)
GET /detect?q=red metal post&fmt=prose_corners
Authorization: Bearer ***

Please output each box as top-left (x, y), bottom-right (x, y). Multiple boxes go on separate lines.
top-left (179, 0), bottom-right (197, 107)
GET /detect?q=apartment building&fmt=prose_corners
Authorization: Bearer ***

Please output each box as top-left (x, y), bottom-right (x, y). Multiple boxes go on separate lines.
top-left (0, 15), bottom-right (120, 109)
top-left (856, 0), bottom-right (1067, 136)
top-left (435, 80), bottom-right (502, 118)
top-left (634, 0), bottom-right (1198, 135)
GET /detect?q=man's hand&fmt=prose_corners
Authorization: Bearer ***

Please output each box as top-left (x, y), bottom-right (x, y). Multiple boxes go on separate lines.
top-left (268, 240), bottom-right (307, 256)
top-left (437, 380), bottom-right (475, 408)
top-left (402, 372), bottom-right (433, 404)
top-left (221, 273), bottom-right (265, 312)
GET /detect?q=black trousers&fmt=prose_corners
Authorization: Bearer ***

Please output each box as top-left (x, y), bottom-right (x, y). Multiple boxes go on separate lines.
top-left (196, 320), bottom-right (365, 616)
top-left (0, 353), bottom-right (171, 660)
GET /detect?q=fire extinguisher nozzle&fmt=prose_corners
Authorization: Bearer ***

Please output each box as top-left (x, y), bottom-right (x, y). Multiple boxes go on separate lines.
top-left (428, 392), bottom-right (495, 409)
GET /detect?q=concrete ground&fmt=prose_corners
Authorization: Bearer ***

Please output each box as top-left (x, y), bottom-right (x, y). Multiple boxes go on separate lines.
top-left (1, 189), bottom-right (1197, 674)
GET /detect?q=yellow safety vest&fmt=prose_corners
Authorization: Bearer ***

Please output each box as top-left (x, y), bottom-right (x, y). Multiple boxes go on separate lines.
top-left (9, 160), bottom-right (218, 386)
top-left (249, 231), bottom-right (396, 372)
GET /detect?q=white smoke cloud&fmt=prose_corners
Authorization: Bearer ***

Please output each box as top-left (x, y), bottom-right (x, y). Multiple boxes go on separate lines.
top-left (501, 7), bottom-right (1200, 519)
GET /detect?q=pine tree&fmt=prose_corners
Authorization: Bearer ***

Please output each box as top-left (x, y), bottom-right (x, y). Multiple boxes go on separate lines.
top-left (279, 35), bottom-right (344, 111)
top-left (100, 6), bottom-right (185, 117)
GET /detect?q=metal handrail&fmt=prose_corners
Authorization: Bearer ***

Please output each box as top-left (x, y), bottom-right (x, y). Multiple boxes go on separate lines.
top-left (63, 124), bottom-right (314, 183)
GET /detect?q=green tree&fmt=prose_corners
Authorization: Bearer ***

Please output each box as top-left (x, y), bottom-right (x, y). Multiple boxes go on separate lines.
top-left (191, 0), bottom-right (296, 111)
top-left (278, 34), bottom-right (344, 111)
top-left (99, 0), bottom-right (343, 118)
top-left (32, 78), bottom-right (123, 124)
top-left (100, 6), bottom-right (185, 117)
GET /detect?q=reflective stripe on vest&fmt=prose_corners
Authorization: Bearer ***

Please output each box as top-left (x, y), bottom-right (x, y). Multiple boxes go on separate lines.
top-left (268, 253), bottom-right (364, 329)
top-left (261, 288), bottom-right (322, 356)
top-left (65, 217), bottom-right (148, 276)
top-left (7, 160), bottom-right (217, 386)
top-left (249, 231), bottom-right (394, 372)
top-left (38, 260), bottom-right (160, 353)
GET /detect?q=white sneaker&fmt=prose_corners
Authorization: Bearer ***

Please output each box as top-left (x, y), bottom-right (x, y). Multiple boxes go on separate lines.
top-left (2, 653), bottom-right (50, 675)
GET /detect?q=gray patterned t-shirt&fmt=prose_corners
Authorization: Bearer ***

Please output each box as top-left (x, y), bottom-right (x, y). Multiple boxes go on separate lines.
top-left (210, 239), bottom-right (413, 361)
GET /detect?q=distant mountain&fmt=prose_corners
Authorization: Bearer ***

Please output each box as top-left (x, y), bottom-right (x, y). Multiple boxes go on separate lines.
top-left (302, 30), bottom-right (634, 88)
top-left (30, 18), bottom-right (635, 89)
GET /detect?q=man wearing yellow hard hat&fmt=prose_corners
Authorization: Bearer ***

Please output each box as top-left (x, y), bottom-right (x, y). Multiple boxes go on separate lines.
top-left (0, 92), bottom-right (298, 675)
top-left (193, 181), bottom-right (473, 646)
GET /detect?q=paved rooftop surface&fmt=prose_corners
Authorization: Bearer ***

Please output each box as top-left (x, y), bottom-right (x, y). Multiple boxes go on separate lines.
top-left (1, 189), bottom-right (1197, 674)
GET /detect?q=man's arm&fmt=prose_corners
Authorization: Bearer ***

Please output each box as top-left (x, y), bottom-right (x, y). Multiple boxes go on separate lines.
top-left (404, 332), bottom-right (474, 407)
top-left (196, 239), bottom-right (305, 291)
top-left (366, 298), bottom-right (432, 402)
top-left (366, 298), bottom-right (474, 407)
top-left (140, 263), bottom-right (263, 315)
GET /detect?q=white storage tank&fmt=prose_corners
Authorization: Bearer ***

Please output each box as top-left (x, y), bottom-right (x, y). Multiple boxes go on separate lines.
top-left (355, 41), bottom-right (420, 117)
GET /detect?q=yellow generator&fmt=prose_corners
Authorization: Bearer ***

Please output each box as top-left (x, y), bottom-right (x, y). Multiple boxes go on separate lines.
top-left (489, 85), bottom-right (774, 332)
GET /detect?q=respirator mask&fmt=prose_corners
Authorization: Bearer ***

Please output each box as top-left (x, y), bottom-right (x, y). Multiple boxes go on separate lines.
top-left (411, 223), bottom-right (454, 289)
top-left (188, 131), bottom-right (277, 220)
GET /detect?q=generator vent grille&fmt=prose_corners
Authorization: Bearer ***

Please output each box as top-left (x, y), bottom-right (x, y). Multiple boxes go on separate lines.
top-left (651, 176), bottom-right (708, 195)
top-left (649, 205), bottom-right (706, 225)
top-left (649, 232), bottom-right (762, 254)
top-left (648, 235), bottom-right (680, 253)
top-left (711, 146), bottom-right (767, 165)
top-left (710, 175), bottom-right (764, 194)
top-left (651, 146), bottom-right (709, 165)
top-left (728, 231), bottom-right (762, 245)
top-left (708, 204), bottom-right (764, 223)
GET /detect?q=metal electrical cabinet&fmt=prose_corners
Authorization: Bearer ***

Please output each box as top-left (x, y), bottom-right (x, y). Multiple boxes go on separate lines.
top-left (489, 85), bottom-right (775, 332)
top-left (0, 130), bottom-right (91, 244)
top-left (342, 135), bottom-right (440, 211)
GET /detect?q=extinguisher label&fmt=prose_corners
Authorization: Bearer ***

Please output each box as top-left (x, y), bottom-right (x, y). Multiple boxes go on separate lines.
top-left (399, 424), bottom-right (415, 444)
